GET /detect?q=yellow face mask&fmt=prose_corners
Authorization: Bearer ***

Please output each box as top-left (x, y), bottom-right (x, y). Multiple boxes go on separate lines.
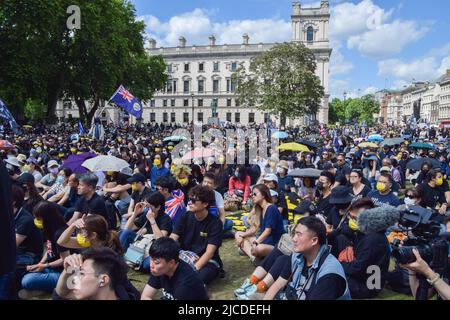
top-left (177, 177), bottom-right (189, 186)
top-left (76, 233), bottom-right (92, 248)
top-left (58, 153), bottom-right (65, 158)
top-left (153, 159), bottom-right (161, 167)
top-left (168, 146), bottom-right (174, 151)
top-left (170, 165), bottom-right (176, 174)
top-left (436, 178), bottom-right (444, 186)
top-left (155, 148), bottom-right (161, 153)
top-left (21, 164), bottom-right (31, 173)
top-left (348, 218), bottom-right (359, 231)
top-left (70, 148), bottom-right (77, 153)
top-left (131, 183), bottom-right (139, 192)
top-left (107, 171), bottom-right (114, 176)
top-left (376, 182), bottom-right (386, 192)
top-left (218, 157), bottom-right (225, 164)
top-left (34, 218), bottom-right (44, 230)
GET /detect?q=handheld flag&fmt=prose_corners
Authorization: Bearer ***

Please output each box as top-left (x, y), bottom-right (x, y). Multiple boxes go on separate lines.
top-left (0, 99), bottom-right (19, 133)
top-left (110, 85), bottom-right (143, 119)
top-left (78, 119), bottom-right (86, 135)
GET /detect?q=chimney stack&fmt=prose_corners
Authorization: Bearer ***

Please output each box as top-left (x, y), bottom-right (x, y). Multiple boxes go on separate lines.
top-left (292, 2), bottom-right (301, 15)
top-left (178, 36), bottom-right (186, 48)
top-left (149, 38), bottom-right (156, 49)
top-left (209, 35), bottom-right (216, 46)
top-left (242, 34), bottom-right (249, 45)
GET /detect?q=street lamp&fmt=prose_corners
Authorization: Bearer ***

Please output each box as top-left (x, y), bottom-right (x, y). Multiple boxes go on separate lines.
top-left (343, 91), bottom-right (348, 123)
top-left (191, 92), bottom-right (194, 124)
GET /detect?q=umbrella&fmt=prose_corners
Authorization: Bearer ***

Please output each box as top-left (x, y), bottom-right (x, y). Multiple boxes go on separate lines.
top-left (368, 134), bottom-right (384, 142)
top-left (288, 168), bottom-right (322, 178)
top-left (22, 125), bottom-right (33, 129)
top-left (406, 158), bottom-right (441, 171)
top-left (163, 135), bottom-right (188, 142)
top-left (182, 148), bottom-right (217, 161)
top-left (82, 155), bottom-right (130, 172)
top-left (277, 142), bottom-right (310, 152)
top-left (409, 142), bottom-right (434, 150)
top-left (62, 153), bottom-right (97, 174)
top-left (358, 142), bottom-right (378, 148)
top-left (380, 138), bottom-right (405, 147)
top-left (296, 139), bottom-right (317, 149)
top-left (0, 140), bottom-right (14, 150)
top-left (272, 131), bottom-right (289, 139)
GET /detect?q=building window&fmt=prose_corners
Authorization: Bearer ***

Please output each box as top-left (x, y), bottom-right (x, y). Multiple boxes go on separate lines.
top-left (150, 100), bottom-right (155, 108)
top-left (163, 112), bottom-right (168, 122)
top-left (173, 80), bottom-right (177, 93)
top-left (235, 99), bottom-right (240, 107)
top-left (231, 78), bottom-right (236, 92)
top-left (184, 63), bottom-right (190, 72)
top-left (235, 113), bottom-right (240, 123)
top-left (198, 99), bottom-right (203, 107)
top-left (183, 99), bottom-right (189, 107)
top-left (227, 98), bottom-right (232, 107)
top-left (231, 62), bottom-right (237, 71)
top-left (183, 80), bottom-right (190, 93)
top-left (150, 113), bottom-right (155, 122)
top-left (198, 80), bottom-right (204, 93)
top-left (167, 64), bottom-right (172, 73)
top-left (183, 113), bottom-right (189, 123)
top-left (170, 99), bottom-right (175, 107)
top-left (307, 26), bottom-right (314, 42)
top-left (264, 113), bottom-right (269, 123)
top-left (249, 112), bottom-right (255, 123)
top-left (226, 112), bottom-right (232, 122)
top-left (213, 79), bottom-right (219, 93)
top-left (213, 62), bottom-right (219, 72)
top-left (199, 63), bottom-right (204, 72)
top-left (163, 99), bottom-right (167, 107)
top-left (171, 112), bottom-right (176, 123)
top-left (198, 112), bottom-right (203, 122)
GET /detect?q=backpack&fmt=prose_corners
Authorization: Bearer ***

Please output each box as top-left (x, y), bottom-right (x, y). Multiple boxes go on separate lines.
top-left (123, 234), bottom-right (155, 270)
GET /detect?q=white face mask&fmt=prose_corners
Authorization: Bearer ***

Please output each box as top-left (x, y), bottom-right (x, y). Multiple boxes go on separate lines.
top-left (276, 167), bottom-right (284, 174)
top-left (404, 197), bottom-right (416, 206)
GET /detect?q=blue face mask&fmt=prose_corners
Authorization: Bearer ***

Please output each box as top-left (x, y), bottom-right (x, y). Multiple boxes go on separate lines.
top-left (56, 176), bottom-right (65, 184)
top-left (234, 171), bottom-right (240, 178)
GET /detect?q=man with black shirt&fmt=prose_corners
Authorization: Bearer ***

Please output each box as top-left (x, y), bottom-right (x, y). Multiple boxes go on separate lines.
top-left (420, 169), bottom-right (448, 215)
top-left (170, 185), bottom-right (223, 285)
top-left (264, 216), bottom-right (350, 300)
top-left (141, 237), bottom-right (208, 300)
top-left (316, 172), bottom-right (335, 219)
top-left (69, 173), bottom-right (112, 228)
top-left (123, 173), bottom-right (151, 219)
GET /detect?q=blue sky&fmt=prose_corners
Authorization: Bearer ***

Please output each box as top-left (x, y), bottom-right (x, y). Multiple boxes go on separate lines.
top-left (132, 0), bottom-right (450, 99)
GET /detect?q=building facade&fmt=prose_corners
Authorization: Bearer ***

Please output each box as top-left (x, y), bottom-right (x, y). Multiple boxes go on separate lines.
top-left (56, 1), bottom-right (332, 126)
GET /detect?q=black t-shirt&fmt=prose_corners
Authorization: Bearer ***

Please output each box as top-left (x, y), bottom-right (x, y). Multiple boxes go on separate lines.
top-left (173, 212), bottom-right (223, 265)
top-left (316, 194), bottom-right (333, 218)
top-left (75, 193), bottom-right (109, 222)
top-left (46, 228), bottom-right (70, 269)
top-left (281, 260), bottom-right (347, 300)
top-left (147, 260), bottom-right (209, 300)
top-left (14, 208), bottom-right (43, 257)
top-left (134, 211), bottom-right (173, 235)
top-left (131, 187), bottom-right (152, 207)
top-left (350, 184), bottom-right (371, 200)
top-left (23, 195), bottom-right (44, 214)
top-left (420, 183), bottom-right (446, 208)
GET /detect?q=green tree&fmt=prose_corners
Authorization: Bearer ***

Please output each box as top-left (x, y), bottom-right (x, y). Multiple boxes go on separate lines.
top-left (24, 99), bottom-right (47, 121)
top-left (0, 0), bottom-right (167, 124)
top-left (329, 95), bottom-right (380, 126)
top-left (234, 42), bottom-right (324, 121)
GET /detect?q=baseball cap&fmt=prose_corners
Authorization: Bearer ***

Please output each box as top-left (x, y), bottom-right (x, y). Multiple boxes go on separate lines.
top-left (47, 160), bottom-right (59, 169)
top-left (127, 173), bottom-right (147, 184)
top-left (17, 173), bottom-right (35, 184)
top-left (263, 173), bottom-right (279, 183)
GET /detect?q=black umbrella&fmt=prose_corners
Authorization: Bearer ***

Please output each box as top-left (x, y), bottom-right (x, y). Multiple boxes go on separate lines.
top-left (406, 158), bottom-right (441, 171)
top-left (288, 168), bottom-right (322, 178)
top-left (380, 137), bottom-right (405, 147)
top-left (297, 139), bottom-right (317, 149)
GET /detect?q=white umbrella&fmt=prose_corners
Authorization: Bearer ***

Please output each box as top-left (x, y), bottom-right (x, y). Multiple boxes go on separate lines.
top-left (82, 155), bottom-right (130, 172)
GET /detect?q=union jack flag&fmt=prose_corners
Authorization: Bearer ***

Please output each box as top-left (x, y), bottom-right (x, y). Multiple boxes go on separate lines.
top-left (118, 86), bottom-right (134, 102)
top-left (166, 189), bottom-right (186, 225)
top-left (110, 85), bottom-right (143, 118)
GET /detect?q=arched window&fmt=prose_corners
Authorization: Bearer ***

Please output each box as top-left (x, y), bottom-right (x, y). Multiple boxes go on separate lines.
top-left (307, 26), bottom-right (314, 42)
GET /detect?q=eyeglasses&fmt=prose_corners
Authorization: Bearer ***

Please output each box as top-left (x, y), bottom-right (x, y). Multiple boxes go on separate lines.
top-left (189, 197), bottom-right (200, 203)
top-left (406, 195), bottom-right (417, 199)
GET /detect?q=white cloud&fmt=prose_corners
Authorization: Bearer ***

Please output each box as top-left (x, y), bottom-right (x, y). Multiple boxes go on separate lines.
top-left (428, 43), bottom-right (450, 57)
top-left (364, 86), bottom-right (378, 95)
top-left (329, 41), bottom-right (353, 76)
top-left (348, 20), bottom-right (429, 58)
top-left (330, 0), bottom-right (393, 40)
top-left (138, 9), bottom-right (291, 48)
top-left (378, 55), bottom-right (450, 84)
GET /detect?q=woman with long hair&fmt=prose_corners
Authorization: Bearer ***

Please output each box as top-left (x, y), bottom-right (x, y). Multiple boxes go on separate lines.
top-left (235, 184), bottom-right (285, 260)
top-left (19, 201), bottom-right (70, 298)
top-left (226, 165), bottom-right (251, 209)
top-left (57, 214), bottom-right (123, 255)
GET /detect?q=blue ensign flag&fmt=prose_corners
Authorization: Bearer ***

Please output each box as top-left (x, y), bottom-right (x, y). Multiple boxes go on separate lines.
top-left (0, 99), bottom-right (19, 133)
top-left (110, 85), bottom-right (143, 119)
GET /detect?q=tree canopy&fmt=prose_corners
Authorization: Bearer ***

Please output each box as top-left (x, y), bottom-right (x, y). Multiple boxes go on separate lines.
top-left (234, 42), bottom-right (324, 121)
top-left (329, 94), bottom-right (380, 126)
top-left (0, 0), bottom-right (167, 124)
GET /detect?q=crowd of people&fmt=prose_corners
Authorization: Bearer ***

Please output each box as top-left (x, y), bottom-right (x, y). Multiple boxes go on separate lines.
top-left (1, 119), bottom-right (450, 300)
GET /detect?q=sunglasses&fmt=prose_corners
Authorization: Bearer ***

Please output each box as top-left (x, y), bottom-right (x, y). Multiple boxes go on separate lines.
top-left (189, 197), bottom-right (201, 203)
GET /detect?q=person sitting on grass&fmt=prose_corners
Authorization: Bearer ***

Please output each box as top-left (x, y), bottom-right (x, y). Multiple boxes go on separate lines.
top-left (141, 237), bottom-right (209, 300)
top-left (235, 184), bottom-right (285, 262)
top-left (234, 201), bottom-right (319, 300)
top-left (53, 247), bottom-right (140, 300)
top-left (170, 185), bottom-right (223, 285)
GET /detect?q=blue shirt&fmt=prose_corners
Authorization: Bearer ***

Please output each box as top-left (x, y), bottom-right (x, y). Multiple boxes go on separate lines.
top-left (150, 166), bottom-right (170, 189)
top-left (259, 204), bottom-right (285, 245)
top-left (367, 190), bottom-right (401, 207)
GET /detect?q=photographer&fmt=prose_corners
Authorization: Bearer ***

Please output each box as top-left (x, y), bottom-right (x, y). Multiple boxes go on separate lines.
top-left (402, 249), bottom-right (450, 300)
